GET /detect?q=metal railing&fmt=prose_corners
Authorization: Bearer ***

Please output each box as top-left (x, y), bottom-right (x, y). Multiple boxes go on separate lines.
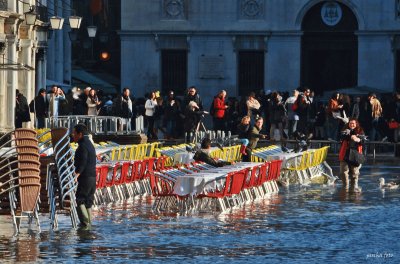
top-left (46, 115), bottom-right (128, 135)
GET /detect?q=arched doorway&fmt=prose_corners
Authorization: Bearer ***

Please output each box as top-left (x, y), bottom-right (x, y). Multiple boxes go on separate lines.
top-left (301, 1), bottom-right (358, 95)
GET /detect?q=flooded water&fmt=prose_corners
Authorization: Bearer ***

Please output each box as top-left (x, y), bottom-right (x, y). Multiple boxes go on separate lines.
top-left (1, 160), bottom-right (400, 263)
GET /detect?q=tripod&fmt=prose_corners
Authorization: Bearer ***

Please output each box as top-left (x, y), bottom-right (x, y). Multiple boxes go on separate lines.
top-left (191, 116), bottom-right (208, 143)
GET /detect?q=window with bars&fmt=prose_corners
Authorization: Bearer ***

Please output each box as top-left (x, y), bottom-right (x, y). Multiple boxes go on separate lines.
top-left (237, 51), bottom-right (264, 96)
top-left (161, 50), bottom-right (188, 95)
top-left (396, 50), bottom-right (400, 91)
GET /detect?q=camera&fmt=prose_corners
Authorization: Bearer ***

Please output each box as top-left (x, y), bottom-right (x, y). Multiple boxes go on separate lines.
top-left (341, 129), bottom-right (351, 136)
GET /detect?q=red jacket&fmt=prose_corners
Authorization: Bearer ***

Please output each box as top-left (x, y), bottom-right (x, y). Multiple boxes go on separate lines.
top-left (339, 140), bottom-right (363, 161)
top-left (213, 97), bottom-right (226, 119)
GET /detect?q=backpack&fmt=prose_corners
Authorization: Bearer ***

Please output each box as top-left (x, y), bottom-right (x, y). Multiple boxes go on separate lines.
top-left (29, 99), bottom-right (35, 113)
top-left (292, 101), bottom-right (298, 111)
top-left (209, 98), bottom-right (216, 116)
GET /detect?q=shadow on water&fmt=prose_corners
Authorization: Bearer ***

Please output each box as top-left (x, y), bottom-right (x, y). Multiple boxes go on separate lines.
top-left (1, 160), bottom-right (400, 263)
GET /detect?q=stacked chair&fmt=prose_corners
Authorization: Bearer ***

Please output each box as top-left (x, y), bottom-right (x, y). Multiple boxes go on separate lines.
top-left (0, 129), bottom-right (41, 234)
top-left (47, 128), bottom-right (79, 229)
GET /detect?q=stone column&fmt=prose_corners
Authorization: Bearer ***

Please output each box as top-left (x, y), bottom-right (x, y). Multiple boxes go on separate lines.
top-left (63, 0), bottom-right (71, 85)
top-left (5, 35), bottom-right (17, 131)
top-left (0, 17), bottom-right (7, 132)
top-left (19, 38), bottom-right (34, 101)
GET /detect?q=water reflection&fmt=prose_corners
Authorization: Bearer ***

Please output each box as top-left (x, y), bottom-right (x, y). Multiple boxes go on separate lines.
top-left (0, 162), bottom-right (399, 262)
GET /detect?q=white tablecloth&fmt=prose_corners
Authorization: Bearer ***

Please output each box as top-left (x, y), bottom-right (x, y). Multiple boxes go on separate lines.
top-left (174, 172), bottom-right (227, 196)
top-left (173, 162), bottom-right (264, 196)
top-left (173, 152), bottom-right (194, 165)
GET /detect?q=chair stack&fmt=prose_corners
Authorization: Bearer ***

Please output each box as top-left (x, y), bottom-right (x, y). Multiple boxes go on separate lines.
top-left (0, 128), bottom-right (41, 234)
top-left (47, 128), bottom-right (79, 229)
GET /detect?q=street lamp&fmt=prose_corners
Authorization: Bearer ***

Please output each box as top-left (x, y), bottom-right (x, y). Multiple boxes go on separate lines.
top-left (50, 16), bottom-right (64, 30)
top-left (69, 16), bottom-right (82, 29)
top-left (87, 26), bottom-right (97, 38)
top-left (24, 7), bottom-right (37, 26)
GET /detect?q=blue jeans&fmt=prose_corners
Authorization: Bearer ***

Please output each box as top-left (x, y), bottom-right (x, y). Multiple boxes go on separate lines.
top-left (166, 120), bottom-right (176, 137)
top-left (369, 118), bottom-right (381, 141)
top-left (325, 116), bottom-right (338, 140)
top-left (239, 138), bottom-right (249, 146)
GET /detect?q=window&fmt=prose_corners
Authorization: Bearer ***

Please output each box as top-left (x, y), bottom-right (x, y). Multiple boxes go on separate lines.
top-left (161, 50), bottom-right (187, 95)
top-left (238, 51), bottom-right (264, 96)
top-left (397, 0), bottom-right (400, 18)
top-left (396, 50), bottom-right (400, 91)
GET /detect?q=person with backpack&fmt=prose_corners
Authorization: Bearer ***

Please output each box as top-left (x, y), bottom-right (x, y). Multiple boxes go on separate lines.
top-left (212, 90), bottom-right (229, 132)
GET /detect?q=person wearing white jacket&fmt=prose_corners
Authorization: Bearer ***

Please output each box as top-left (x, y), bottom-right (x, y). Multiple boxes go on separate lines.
top-left (145, 92), bottom-right (157, 139)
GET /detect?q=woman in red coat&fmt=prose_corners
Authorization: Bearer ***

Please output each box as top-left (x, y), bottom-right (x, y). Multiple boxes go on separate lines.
top-left (212, 90), bottom-right (228, 132)
top-left (339, 118), bottom-right (364, 192)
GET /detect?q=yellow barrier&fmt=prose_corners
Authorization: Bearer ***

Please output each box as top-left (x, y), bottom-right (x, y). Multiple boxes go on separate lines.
top-left (286, 146), bottom-right (330, 171)
top-left (210, 145), bottom-right (241, 162)
top-left (109, 142), bottom-right (162, 161)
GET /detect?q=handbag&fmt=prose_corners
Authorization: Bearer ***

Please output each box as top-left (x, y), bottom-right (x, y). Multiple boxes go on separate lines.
top-left (388, 120), bottom-right (399, 129)
top-left (348, 148), bottom-right (365, 167)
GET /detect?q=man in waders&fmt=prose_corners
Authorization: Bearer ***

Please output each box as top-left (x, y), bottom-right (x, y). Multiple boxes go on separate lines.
top-left (72, 124), bottom-right (96, 229)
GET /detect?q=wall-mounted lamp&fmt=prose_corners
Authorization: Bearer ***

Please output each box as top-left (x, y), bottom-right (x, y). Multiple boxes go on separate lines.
top-left (50, 16), bottom-right (64, 30)
top-left (24, 7), bottom-right (37, 26)
top-left (69, 16), bottom-right (82, 29)
top-left (87, 26), bottom-right (97, 38)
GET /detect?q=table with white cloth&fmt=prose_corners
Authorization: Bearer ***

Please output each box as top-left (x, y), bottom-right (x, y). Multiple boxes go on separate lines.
top-left (95, 146), bottom-right (115, 155)
top-left (173, 152), bottom-right (194, 165)
top-left (172, 162), bottom-right (263, 196)
top-left (264, 152), bottom-right (302, 169)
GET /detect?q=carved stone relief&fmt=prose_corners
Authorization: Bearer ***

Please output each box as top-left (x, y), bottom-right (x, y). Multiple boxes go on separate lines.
top-left (162, 0), bottom-right (187, 20)
top-left (239, 0), bottom-right (264, 20)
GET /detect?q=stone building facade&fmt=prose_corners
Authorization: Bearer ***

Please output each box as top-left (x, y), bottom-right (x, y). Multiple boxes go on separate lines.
top-left (120, 0), bottom-right (400, 104)
top-left (0, 0), bottom-right (48, 132)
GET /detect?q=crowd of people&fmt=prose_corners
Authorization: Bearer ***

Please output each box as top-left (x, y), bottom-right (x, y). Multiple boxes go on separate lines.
top-left (17, 85), bottom-right (400, 145)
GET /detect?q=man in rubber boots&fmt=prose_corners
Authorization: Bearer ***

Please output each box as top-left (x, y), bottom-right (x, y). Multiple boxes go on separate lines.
top-left (72, 124), bottom-right (96, 229)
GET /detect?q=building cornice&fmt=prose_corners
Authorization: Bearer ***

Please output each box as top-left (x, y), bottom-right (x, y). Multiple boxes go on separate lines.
top-left (118, 30), bottom-right (303, 38)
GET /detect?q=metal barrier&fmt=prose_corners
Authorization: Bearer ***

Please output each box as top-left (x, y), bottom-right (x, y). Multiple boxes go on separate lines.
top-left (185, 130), bottom-right (235, 144)
top-left (256, 139), bottom-right (400, 159)
top-left (46, 115), bottom-right (127, 135)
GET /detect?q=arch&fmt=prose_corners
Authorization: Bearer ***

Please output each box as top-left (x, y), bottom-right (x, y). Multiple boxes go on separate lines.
top-left (295, 0), bottom-right (365, 30)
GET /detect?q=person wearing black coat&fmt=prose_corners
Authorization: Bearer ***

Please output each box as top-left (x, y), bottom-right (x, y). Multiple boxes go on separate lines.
top-left (72, 124), bottom-right (96, 229)
top-left (183, 86), bottom-right (203, 111)
top-left (193, 138), bottom-right (232, 167)
top-left (183, 101), bottom-right (205, 142)
top-left (30, 88), bottom-right (49, 128)
top-left (15, 90), bottom-right (31, 128)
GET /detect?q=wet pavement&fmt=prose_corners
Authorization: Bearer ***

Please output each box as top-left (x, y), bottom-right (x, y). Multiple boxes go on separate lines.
top-left (1, 159), bottom-right (400, 263)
